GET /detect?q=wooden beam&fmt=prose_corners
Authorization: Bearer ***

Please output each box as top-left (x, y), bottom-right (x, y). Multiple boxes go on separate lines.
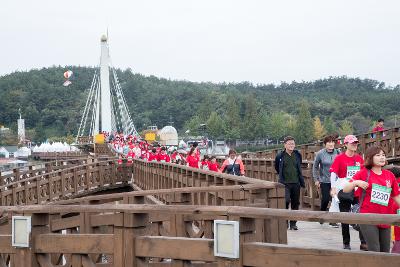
top-left (135, 236), bottom-right (216, 262)
top-left (0, 235), bottom-right (15, 253)
top-left (34, 234), bottom-right (114, 253)
top-left (242, 242), bottom-right (400, 267)
top-left (2, 204), bottom-right (400, 226)
top-left (50, 215), bottom-right (81, 231)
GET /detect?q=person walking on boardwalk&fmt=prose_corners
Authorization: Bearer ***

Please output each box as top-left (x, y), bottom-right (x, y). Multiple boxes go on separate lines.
top-left (220, 149), bottom-right (245, 176)
top-left (372, 118), bottom-right (385, 138)
top-left (329, 134), bottom-right (367, 250)
top-left (312, 135), bottom-right (340, 227)
top-left (274, 136), bottom-right (305, 231)
top-left (208, 156), bottom-right (220, 172)
top-left (186, 147), bottom-right (200, 168)
top-left (343, 146), bottom-right (400, 252)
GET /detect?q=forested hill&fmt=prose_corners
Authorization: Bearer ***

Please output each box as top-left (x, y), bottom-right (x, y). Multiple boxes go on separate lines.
top-left (0, 66), bottom-right (399, 144)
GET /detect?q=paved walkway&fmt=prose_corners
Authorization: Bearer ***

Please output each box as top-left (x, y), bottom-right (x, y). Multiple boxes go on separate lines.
top-left (287, 221), bottom-right (363, 251)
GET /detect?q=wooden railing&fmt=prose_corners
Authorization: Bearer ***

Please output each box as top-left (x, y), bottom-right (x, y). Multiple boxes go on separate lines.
top-left (0, 159), bottom-right (132, 206)
top-left (242, 126), bottom-right (400, 160)
top-left (76, 136), bottom-right (93, 144)
top-left (32, 151), bottom-right (87, 160)
top-left (242, 158), bottom-right (320, 210)
top-left (0, 158), bottom-right (95, 186)
top-left (0, 204), bottom-right (399, 266)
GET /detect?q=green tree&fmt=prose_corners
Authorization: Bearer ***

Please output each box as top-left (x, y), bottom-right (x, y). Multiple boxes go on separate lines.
top-left (323, 116), bottom-right (336, 135)
top-left (206, 112), bottom-right (225, 139)
top-left (294, 100), bottom-right (314, 144)
top-left (223, 95), bottom-right (242, 140)
top-left (224, 95), bottom-right (241, 129)
top-left (313, 116), bottom-right (326, 141)
top-left (183, 115), bottom-right (203, 136)
top-left (253, 111), bottom-right (269, 139)
top-left (242, 94), bottom-right (259, 139)
top-left (267, 112), bottom-right (293, 141)
top-left (339, 120), bottom-right (354, 136)
top-left (34, 122), bottom-right (47, 142)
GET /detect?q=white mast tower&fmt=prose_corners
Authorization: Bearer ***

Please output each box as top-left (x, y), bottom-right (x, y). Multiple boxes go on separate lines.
top-left (76, 34), bottom-right (139, 142)
top-left (97, 34), bottom-right (112, 133)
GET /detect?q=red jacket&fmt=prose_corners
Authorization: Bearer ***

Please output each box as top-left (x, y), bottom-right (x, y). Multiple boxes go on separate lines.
top-left (157, 153), bottom-right (170, 162)
top-left (186, 155), bottom-right (199, 168)
top-left (148, 152), bottom-right (157, 162)
top-left (209, 162), bottom-right (220, 172)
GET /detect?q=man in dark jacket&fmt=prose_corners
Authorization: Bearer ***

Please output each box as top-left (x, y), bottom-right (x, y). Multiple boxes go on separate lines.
top-left (274, 136), bottom-right (305, 230)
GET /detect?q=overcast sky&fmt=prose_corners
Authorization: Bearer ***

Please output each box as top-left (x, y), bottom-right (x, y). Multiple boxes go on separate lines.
top-left (1, 0), bottom-right (400, 86)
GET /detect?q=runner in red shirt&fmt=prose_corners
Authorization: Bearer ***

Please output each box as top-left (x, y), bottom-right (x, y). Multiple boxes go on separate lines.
top-left (157, 147), bottom-right (171, 162)
top-left (171, 150), bottom-right (178, 163)
top-left (208, 156), bottom-right (220, 172)
top-left (191, 142), bottom-right (201, 161)
top-left (201, 155), bottom-right (210, 170)
top-left (344, 146), bottom-right (400, 252)
top-left (186, 147), bottom-right (199, 168)
top-left (372, 118), bottom-right (385, 133)
top-left (329, 134), bottom-right (366, 250)
top-left (148, 148), bottom-right (158, 162)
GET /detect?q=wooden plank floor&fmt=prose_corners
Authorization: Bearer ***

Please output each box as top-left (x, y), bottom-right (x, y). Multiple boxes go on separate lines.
top-left (287, 221), bottom-right (364, 251)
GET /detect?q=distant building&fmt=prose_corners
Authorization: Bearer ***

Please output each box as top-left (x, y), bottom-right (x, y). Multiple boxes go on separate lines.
top-left (0, 146), bottom-right (18, 158)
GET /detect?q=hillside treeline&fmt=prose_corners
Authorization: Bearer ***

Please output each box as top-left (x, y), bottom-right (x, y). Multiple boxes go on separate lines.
top-left (0, 66), bottom-right (399, 144)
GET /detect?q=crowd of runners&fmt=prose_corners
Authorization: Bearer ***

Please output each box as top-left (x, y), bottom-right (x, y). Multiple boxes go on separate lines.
top-left (103, 118), bottom-right (400, 254)
top-left (103, 132), bottom-right (245, 176)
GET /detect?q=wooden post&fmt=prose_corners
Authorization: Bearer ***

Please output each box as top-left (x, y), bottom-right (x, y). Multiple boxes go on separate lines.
top-left (123, 203), bottom-right (149, 267)
top-left (13, 168), bottom-right (20, 182)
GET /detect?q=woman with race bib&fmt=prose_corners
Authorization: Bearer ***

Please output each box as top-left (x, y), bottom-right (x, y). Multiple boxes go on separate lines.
top-left (329, 135), bottom-right (367, 250)
top-left (343, 146), bottom-right (400, 252)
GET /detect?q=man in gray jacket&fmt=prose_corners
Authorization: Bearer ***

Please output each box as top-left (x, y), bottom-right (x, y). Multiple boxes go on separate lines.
top-left (312, 135), bottom-right (340, 227)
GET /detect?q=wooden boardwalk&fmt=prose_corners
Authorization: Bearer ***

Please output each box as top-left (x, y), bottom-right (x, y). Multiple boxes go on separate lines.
top-left (288, 221), bottom-right (365, 251)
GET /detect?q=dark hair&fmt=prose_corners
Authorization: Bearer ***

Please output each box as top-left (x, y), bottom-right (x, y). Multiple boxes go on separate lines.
top-left (332, 132), bottom-right (339, 139)
top-left (192, 142), bottom-right (198, 148)
top-left (323, 135), bottom-right (336, 145)
top-left (283, 136), bottom-right (295, 144)
top-left (378, 118), bottom-right (384, 123)
top-left (151, 148), bottom-right (156, 153)
top-left (364, 146), bottom-right (386, 169)
top-left (210, 156), bottom-right (216, 160)
top-left (385, 165), bottom-right (400, 178)
top-left (228, 149), bottom-right (237, 155)
top-left (203, 155), bottom-right (209, 161)
top-left (161, 147), bottom-right (166, 151)
top-left (189, 147), bottom-right (196, 156)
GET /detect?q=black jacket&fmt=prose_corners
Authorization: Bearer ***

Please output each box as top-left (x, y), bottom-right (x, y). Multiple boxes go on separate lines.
top-left (274, 150), bottom-right (305, 187)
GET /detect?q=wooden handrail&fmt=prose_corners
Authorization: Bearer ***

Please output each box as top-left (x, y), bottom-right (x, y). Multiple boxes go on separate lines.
top-left (242, 126), bottom-right (400, 160)
top-left (1, 204), bottom-right (399, 226)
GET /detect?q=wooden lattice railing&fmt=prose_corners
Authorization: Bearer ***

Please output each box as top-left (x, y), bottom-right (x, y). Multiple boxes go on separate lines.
top-left (0, 204), bottom-right (399, 266)
top-left (0, 158), bottom-right (132, 206)
top-left (242, 126), bottom-right (400, 160)
top-left (0, 158), bottom-right (97, 186)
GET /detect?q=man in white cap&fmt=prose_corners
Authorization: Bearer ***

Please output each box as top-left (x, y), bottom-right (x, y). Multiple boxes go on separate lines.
top-left (329, 134), bottom-right (367, 250)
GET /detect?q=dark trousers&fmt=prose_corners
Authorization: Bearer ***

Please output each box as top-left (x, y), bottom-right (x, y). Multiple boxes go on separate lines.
top-left (360, 225), bottom-right (391, 252)
top-left (320, 183), bottom-right (331, 211)
top-left (285, 183), bottom-right (300, 226)
top-left (338, 199), bottom-right (366, 245)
